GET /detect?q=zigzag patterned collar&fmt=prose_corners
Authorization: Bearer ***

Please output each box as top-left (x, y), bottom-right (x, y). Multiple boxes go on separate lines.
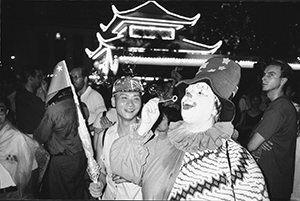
top-left (168, 121), bottom-right (233, 152)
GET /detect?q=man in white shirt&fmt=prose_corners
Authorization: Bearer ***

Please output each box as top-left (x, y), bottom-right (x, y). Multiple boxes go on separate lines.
top-left (70, 66), bottom-right (107, 199)
top-left (70, 66), bottom-right (107, 131)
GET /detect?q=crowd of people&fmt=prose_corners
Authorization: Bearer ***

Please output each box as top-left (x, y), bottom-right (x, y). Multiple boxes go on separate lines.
top-left (0, 56), bottom-right (300, 201)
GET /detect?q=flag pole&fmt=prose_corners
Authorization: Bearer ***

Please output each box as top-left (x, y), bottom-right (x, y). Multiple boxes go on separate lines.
top-left (60, 61), bottom-right (101, 187)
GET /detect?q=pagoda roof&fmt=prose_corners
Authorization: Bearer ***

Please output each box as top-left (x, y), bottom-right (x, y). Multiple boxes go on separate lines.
top-left (85, 32), bottom-right (222, 62)
top-left (100, 1), bottom-right (200, 36)
top-left (85, 1), bottom-right (224, 72)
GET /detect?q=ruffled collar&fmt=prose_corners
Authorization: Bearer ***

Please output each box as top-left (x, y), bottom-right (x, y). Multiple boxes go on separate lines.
top-left (168, 121), bottom-right (234, 152)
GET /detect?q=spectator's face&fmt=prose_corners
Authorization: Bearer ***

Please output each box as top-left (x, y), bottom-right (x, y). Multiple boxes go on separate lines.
top-left (156, 114), bottom-right (169, 133)
top-left (38, 69), bottom-right (46, 80)
top-left (32, 70), bottom-right (43, 90)
top-left (285, 85), bottom-right (295, 98)
top-left (181, 82), bottom-right (217, 124)
top-left (0, 103), bottom-right (8, 127)
top-left (262, 65), bottom-right (283, 92)
top-left (250, 96), bottom-right (261, 108)
top-left (70, 68), bottom-right (84, 91)
top-left (113, 92), bottom-right (142, 121)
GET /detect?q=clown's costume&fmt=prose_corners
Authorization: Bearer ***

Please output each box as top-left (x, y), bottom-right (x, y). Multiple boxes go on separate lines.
top-left (110, 57), bottom-right (269, 200)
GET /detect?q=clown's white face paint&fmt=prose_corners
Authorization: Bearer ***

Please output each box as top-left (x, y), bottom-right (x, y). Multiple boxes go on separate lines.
top-left (181, 82), bottom-right (217, 131)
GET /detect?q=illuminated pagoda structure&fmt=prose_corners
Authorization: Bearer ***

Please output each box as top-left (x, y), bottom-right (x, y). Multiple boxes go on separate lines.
top-left (85, 0), bottom-right (224, 76)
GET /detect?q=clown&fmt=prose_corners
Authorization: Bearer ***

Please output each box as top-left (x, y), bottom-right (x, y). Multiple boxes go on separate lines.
top-left (107, 57), bottom-right (269, 200)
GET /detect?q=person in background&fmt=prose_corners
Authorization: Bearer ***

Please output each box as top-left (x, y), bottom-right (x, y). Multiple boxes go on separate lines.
top-left (70, 65), bottom-right (107, 199)
top-left (35, 68), bottom-right (49, 102)
top-left (15, 65), bottom-right (46, 136)
top-left (286, 83), bottom-right (300, 116)
top-left (285, 83), bottom-right (300, 201)
top-left (93, 106), bottom-right (117, 150)
top-left (0, 70), bottom-right (18, 125)
top-left (70, 66), bottom-right (107, 133)
top-left (291, 128), bottom-right (300, 201)
top-left (238, 93), bottom-right (251, 115)
top-left (0, 95), bottom-right (45, 199)
top-left (151, 105), bottom-right (182, 137)
top-left (236, 92), bottom-right (264, 147)
top-left (89, 76), bottom-right (143, 200)
top-left (34, 87), bottom-right (87, 199)
top-left (248, 60), bottom-right (297, 201)
top-left (145, 105), bottom-right (182, 158)
top-left (109, 57), bottom-right (269, 200)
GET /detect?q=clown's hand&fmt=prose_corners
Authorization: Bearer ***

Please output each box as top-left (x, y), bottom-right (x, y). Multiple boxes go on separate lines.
top-left (137, 98), bottom-right (160, 136)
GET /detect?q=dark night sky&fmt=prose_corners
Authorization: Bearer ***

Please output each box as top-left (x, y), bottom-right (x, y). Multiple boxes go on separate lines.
top-left (1, 0), bottom-right (300, 63)
top-left (1, 0), bottom-right (300, 104)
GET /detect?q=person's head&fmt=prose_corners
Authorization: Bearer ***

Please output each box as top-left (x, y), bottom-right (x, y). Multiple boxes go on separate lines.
top-left (19, 64), bottom-right (43, 91)
top-left (180, 82), bottom-right (222, 125)
top-left (176, 57), bottom-right (241, 127)
top-left (0, 95), bottom-right (10, 127)
top-left (152, 105), bottom-right (182, 133)
top-left (285, 82), bottom-right (298, 100)
top-left (38, 68), bottom-right (46, 80)
top-left (249, 93), bottom-right (262, 109)
top-left (111, 76), bottom-right (144, 121)
top-left (155, 114), bottom-right (169, 133)
top-left (70, 66), bottom-right (89, 92)
top-left (262, 60), bottom-right (293, 95)
top-left (47, 87), bottom-right (73, 106)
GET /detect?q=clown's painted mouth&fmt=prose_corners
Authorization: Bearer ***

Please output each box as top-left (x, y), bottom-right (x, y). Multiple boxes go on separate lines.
top-left (182, 102), bottom-right (196, 110)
